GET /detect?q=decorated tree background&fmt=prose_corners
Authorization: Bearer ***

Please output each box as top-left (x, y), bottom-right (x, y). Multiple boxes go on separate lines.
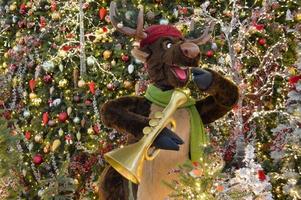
top-left (0, 0), bottom-right (300, 199)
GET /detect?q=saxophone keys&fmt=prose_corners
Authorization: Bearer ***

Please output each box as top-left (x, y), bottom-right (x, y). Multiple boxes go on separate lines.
top-left (149, 119), bottom-right (159, 127)
top-left (154, 111), bottom-right (163, 119)
top-left (143, 126), bottom-right (152, 135)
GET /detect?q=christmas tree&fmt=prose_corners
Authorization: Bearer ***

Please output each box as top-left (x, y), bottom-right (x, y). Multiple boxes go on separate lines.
top-left (0, 0), bottom-right (300, 199)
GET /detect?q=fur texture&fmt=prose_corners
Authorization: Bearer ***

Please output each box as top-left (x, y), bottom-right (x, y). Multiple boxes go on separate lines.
top-left (99, 23), bottom-right (239, 199)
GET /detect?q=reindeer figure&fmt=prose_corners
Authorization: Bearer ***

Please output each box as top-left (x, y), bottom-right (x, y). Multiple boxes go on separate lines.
top-left (99, 2), bottom-right (239, 200)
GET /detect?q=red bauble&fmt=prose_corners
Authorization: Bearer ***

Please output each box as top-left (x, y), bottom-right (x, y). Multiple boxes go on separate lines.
top-left (58, 112), bottom-right (68, 122)
top-left (258, 170), bottom-right (266, 181)
top-left (25, 131), bottom-right (31, 140)
top-left (29, 79), bottom-right (36, 92)
top-left (107, 83), bottom-right (115, 91)
top-left (85, 99), bottom-right (92, 106)
top-left (33, 154), bottom-right (43, 165)
top-left (39, 16), bottom-right (47, 28)
top-left (99, 7), bottom-right (107, 20)
top-left (89, 82), bottom-right (96, 95)
top-left (93, 124), bottom-right (100, 134)
top-left (43, 75), bottom-right (52, 83)
top-left (206, 50), bottom-right (214, 58)
top-left (73, 95), bottom-right (81, 102)
top-left (121, 55), bottom-right (129, 62)
top-left (254, 23), bottom-right (264, 31)
top-left (51, 1), bottom-right (57, 12)
top-left (258, 38), bottom-right (266, 46)
top-left (289, 75), bottom-right (301, 86)
top-left (42, 112), bottom-right (49, 126)
top-left (19, 4), bottom-right (27, 15)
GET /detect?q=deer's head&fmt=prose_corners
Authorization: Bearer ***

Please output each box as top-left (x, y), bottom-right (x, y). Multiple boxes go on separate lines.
top-left (110, 2), bottom-right (214, 90)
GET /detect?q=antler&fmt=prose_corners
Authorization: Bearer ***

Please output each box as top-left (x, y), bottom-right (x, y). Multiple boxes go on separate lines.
top-left (110, 1), bottom-right (147, 40)
top-left (187, 21), bottom-right (216, 45)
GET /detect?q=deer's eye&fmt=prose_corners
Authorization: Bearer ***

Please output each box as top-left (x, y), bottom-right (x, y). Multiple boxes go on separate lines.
top-left (166, 42), bottom-right (173, 49)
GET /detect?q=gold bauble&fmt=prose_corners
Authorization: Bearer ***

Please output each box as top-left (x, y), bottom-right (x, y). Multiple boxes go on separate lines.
top-left (87, 127), bottom-right (94, 135)
top-left (51, 12), bottom-right (61, 21)
top-left (51, 139), bottom-right (61, 152)
top-left (295, 13), bottom-right (301, 22)
top-left (9, 3), bottom-right (17, 11)
top-left (34, 134), bottom-right (43, 143)
top-left (29, 93), bottom-right (37, 99)
top-left (58, 79), bottom-right (68, 88)
top-left (32, 98), bottom-right (42, 106)
top-left (78, 80), bottom-right (86, 87)
top-left (103, 50), bottom-right (112, 60)
top-left (43, 143), bottom-right (50, 153)
top-left (234, 43), bottom-right (242, 53)
top-left (123, 80), bottom-right (133, 90)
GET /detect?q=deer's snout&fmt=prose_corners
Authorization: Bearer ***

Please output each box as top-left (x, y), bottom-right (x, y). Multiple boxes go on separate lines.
top-left (180, 42), bottom-right (200, 59)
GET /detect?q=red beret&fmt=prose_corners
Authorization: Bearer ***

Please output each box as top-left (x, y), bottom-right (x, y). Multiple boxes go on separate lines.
top-left (140, 25), bottom-right (183, 48)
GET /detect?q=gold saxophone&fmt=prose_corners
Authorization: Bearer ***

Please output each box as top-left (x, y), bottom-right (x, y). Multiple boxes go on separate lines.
top-left (104, 88), bottom-right (191, 184)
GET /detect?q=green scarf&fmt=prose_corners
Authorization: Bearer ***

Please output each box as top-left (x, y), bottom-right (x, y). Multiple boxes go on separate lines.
top-left (145, 84), bottom-right (208, 162)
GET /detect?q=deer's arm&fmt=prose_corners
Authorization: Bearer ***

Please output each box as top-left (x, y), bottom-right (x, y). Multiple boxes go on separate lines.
top-left (196, 69), bottom-right (239, 124)
top-left (100, 96), bottom-right (151, 139)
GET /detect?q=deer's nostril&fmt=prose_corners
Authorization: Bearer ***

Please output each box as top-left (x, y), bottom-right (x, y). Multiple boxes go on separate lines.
top-left (184, 49), bottom-right (189, 56)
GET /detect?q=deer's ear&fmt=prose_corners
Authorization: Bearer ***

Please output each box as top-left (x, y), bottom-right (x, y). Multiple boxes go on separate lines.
top-left (131, 48), bottom-right (149, 63)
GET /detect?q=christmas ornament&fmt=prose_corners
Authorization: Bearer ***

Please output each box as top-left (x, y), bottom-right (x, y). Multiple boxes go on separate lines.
top-left (52, 98), bottom-right (61, 107)
top-left (43, 143), bottom-right (50, 153)
top-left (39, 16), bottom-right (46, 28)
top-left (24, 131), bottom-right (31, 140)
top-left (50, 86), bottom-right (55, 95)
top-left (29, 92), bottom-right (37, 99)
top-left (99, 7), bottom-right (107, 20)
top-left (87, 127), bottom-right (94, 134)
top-left (48, 120), bottom-right (56, 127)
top-left (58, 128), bottom-right (64, 136)
top-left (159, 19), bottom-right (169, 25)
top-left (87, 56), bottom-right (95, 66)
top-left (9, 3), bottom-right (17, 11)
top-left (43, 74), bottom-right (52, 83)
top-left (121, 54), bottom-right (129, 62)
top-left (58, 112), bottom-right (68, 123)
top-left (93, 124), bottom-right (100, 134)
top-left (67, 107), bottom-right (72, 115)
top-left (34, 134), bottom-right (43, 143)
top-left (73, 117), bottom-right (80, 124)
top-left (124, 80), bottom-right (133, 89)
top-left (33, 154), bottom-right (43, 165)
top-left (19, 3), bottom-right (26, 15)
top-left (295, 13), bottom-right (301, 22)
top-left (23, 110), bottom-right (30, 118)
top-left (65, 134), bottom-right (73, 144)
top-left (73, 95), bottom-right (81, 102)
top-left (59, 64), bottom-right (64, 72)
top-left (89, 82), bottom-right (96, 94)
top-left (81, 118), bottom-right (86, 127)
top-left (211, 42), bottom-right (218, 50)
top-left (128, 64), bottom-right (134, 74)
top-left (258, 38), bottom-right (266, 46)
top-left (107, 83), bottom-right (115, 91)
top-left (51, 11), bottom-right (61, 20)
top-left (50, 1), bottom-right (57, 12)
top-left (76, 132), bottom-right (81, 141)
top-left (42, 112), bottom-right (49, 125)
top-left (42, 61), bottom-right (54, 72)
top-left (78, 80), bottom-right (86, 87)
top-left (29, 79), bottom-right (36, 92)
top-left (206, 50), bottom-right (214, 58)
top-left (51, 139), bottom-right (61, 152)
top-left (58, 79), bottom-right (68, 88)
top-left (111, 60), bottom-right (116, 66)
top-left (85, 99), bottom-right (92, 106)
top-left (234, 43), bottom-right (242, 53)
top-left (103, 50), bottom-right (112, 60)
